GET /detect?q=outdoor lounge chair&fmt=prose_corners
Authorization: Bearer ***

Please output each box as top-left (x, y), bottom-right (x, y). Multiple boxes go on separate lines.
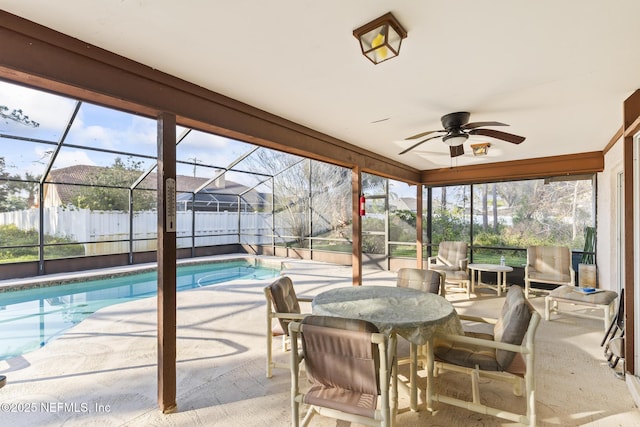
top-left (289, 315), bottom-right (396, 427)
top-left (264, 276), bottom-right (312, 378)
top-left (396, 267), bottom-right (445, 296)
top-left (524, 245), bottom-right (575, 297)
top-left (432, 285), bottom-right (540, 426)
top-left (427, 241), bottom-right (471, 297)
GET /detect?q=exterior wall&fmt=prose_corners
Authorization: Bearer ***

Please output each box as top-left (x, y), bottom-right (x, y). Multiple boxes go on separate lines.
top-left (598, 139), bottom-right (624, 292)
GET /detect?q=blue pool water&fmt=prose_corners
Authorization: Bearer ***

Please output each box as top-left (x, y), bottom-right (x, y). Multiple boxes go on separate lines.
top-left (0, 260), bottom-right (280, 361)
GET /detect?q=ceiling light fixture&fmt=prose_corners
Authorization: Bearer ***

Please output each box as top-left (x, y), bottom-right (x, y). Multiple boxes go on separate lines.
top-left (353, 12), bottom-right (407, 64)
top-left (471, 142), bottom-right (491, 156)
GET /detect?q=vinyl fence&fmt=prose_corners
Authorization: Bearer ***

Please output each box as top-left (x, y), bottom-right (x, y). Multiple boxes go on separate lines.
top-left (0, 207), bottom-right (301, 255)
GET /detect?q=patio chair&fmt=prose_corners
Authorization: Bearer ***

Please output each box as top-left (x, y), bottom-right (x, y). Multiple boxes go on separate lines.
top-left (396, 267), bottom-right (445, 296)
top-left (524, 245), bottom-right (575, 297)
top-left (264, 276), bottom-right (312, 378)
top-left (289, 315), bottom-right (396, 427)
top-left (395, 268), bottom-right (445, 392)
top-left (432, 285), bottom-right (540, 427)
top-left (601, 289), bottom-right (625, 378)
top-left (427, 241), bottom-right (470, 297)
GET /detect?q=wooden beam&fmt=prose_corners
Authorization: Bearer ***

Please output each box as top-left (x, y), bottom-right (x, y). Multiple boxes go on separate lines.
top-left (623, 89), bottom-right (640, 374)
top-left (624, 115), bottom-right (640, 138)
top-left (157, 113), bottom-right (177, 413)
top-left (421, 151), bottom-right (604, 186)
top-left (603, 126), bottom-right (623, 155)
top-left (352, 168), bottom-right (362, 286)
top-left (416, 184), bottom-right (423, 269)
top-left (0, 11), bottom-right (421, 185)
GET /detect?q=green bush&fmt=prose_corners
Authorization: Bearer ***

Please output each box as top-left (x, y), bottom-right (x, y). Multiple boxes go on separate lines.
top-left (0, 224), bottom-right (84, 262)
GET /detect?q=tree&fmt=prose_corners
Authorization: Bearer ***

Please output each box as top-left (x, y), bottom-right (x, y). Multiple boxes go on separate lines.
top-left (71, 158), bottom-right (155, 211)
top-left (0, 159), bottom-right (40, 211)
top-left (247, 150), bottom-right (351, 247)
top-left (491, 179), bottom-right (593, 248)
top-left (0, 157), bottom-right (10, 208)
top-left (0, 106), bottom-right (41, 212)
top-left (481, 183), bottom-right (488, 228)
top-left (0, 105), bottom-right (40, 128)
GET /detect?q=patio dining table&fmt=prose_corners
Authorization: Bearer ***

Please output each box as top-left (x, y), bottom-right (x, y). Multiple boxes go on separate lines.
top-left (312, 285), bottom-right (463, 411)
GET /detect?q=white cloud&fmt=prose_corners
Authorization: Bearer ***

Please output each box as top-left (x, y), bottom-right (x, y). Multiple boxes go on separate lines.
top-left (52, 150), bottom-right (97, 169)
top-left (0, 81), bottom-right (76, 131)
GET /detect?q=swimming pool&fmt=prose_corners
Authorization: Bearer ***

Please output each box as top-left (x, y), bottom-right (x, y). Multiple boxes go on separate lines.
top-left (0, 259), bottom-right (280, 361)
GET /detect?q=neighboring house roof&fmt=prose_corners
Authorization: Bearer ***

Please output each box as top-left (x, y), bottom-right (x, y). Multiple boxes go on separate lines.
top-left (45, 165), bottom-right (266, 207)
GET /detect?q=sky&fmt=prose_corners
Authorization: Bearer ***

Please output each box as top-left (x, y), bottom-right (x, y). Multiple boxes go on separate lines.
top-left (0, 79), bottom-right (419, 197)
top-left (0, 80), bottom-right (267, 186)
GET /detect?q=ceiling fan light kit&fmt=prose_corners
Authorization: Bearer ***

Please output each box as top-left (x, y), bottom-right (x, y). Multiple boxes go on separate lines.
top-left (442, 130), bottom-right (468, 146)
top-left (353, 12), bottom-right (407, 64)
top-left (400, 111), bottom-right (525, 158)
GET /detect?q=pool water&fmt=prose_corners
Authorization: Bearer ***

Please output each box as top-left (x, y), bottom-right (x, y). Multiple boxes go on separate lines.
top-left (0, 260), bottom-right (280, 361)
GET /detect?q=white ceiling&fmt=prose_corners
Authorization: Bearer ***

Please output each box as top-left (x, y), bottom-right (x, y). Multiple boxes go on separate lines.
top-left (4, 1), bottom-right (640, 170)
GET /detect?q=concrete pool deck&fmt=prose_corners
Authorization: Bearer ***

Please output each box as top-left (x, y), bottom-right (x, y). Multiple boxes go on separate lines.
top-left (0, 256), bottom-right (638, 426)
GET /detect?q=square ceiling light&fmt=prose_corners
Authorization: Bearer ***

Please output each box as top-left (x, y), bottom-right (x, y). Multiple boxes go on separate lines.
top-left (353, 12), bottom-right (407, 64)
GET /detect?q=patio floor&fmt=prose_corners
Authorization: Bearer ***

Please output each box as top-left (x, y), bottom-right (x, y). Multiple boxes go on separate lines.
top-left (0, 256), bottom-right (637, 426)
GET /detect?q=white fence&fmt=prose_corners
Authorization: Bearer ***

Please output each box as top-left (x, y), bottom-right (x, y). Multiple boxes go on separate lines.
top-left (0, 208), bottom-right (292, 255)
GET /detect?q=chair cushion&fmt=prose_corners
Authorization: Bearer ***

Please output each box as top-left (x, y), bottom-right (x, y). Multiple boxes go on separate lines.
top-left (441, 270), bottom-right (469, 281)
top-left (527, 270), bottom-right (572, 284)
top-left (437, 241), bottom-right (468, 266)
top-left (435, 286), bottom-right (533, 372)
top-left (397, 268), bottom-right (442, 294)
top-left (434, 330), bottom-right (500, 371)
top-left (548, 285), bottom-right (618, 305)
top-left (494, 286), bottom-right (533, 369)
top-left (431, 264), bottom-right (460, 273)
top-left (526, 246), bottom-right (573, 285)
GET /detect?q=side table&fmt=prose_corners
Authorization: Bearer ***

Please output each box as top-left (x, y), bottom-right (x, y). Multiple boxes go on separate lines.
top-left (468, 263), bottom-right (513, 296)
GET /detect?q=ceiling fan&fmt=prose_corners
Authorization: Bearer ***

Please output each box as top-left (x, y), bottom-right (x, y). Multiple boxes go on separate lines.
top-left (399, 112), bottom-right (526, 158)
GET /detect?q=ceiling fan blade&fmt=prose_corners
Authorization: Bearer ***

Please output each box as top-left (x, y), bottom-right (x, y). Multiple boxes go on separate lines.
top-left (399, 134), bottom-right (443, 155)
top-left (469, 128), bottom-right (526, 144)
top-left (463, 121), bottom-right (509, 130)
top-left (450, 144), bottom-right (465, 157)
top-left (405, 129), bottom-right (444, 140)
